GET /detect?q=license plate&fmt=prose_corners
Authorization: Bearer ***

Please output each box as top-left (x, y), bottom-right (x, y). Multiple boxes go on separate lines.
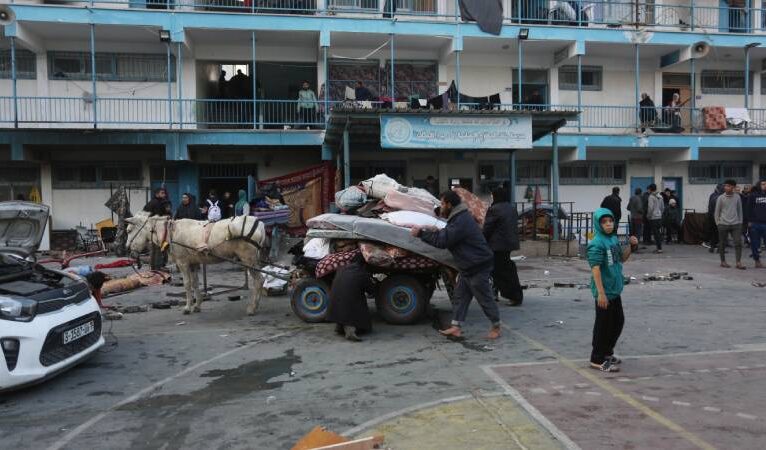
top-left (62, 321), bottom-right (95, 345)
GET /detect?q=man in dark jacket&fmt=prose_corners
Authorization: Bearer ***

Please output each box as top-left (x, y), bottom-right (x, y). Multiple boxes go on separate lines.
top-left (641, 187), bottom-right (652, 244)
top-left (706, 184), bottom-right (724, 253)
top-left (326, 253), bottom-right (374, 342)
top-left (143, 187), bottom-right (172, 217)
top-left (412, 190), bottom-right (500, 339)
top-left (627, 188), bottom-right (644, 241)
top-left (600, 187), bottom-right (622, 225)
top-left (142, 187), bottom-right (171, 270)
top-left (747, 179), bottom-right (766, 268)
top-left (174, 193), bottom-right (203, 220)
top-left (483, 187), bottom-right (523, 306)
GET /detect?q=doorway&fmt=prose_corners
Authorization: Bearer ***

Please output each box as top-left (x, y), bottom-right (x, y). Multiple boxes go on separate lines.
top-left (512, 69), bottom-right (549, 106)
top-left (662, 73), bottom-right (692, 131)
top-left (630, 176), bottom-right (654, 197)
top-left (662, 177), bottom-right (683, 211)
top-left (198, 164), bottom-right (258, 212)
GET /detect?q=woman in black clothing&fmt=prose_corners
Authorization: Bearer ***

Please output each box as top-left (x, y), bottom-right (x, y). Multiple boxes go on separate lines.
top-left (483, 187), bottom-right (524, 306)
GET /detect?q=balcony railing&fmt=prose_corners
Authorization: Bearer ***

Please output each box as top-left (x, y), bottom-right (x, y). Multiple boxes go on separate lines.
top-left (13, 0), bottom-right (766, 33)
top-left (2, 97), bottom-right (765, 134)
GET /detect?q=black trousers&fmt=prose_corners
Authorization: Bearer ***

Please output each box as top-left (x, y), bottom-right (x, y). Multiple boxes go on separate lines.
top-left (492, 251), bottom-right (523, 303)
top-left (591, 296), bottom-right (624, 364)
top-left (649, 219), bottom-right (663, 250)
top-left (642, 217), bottom-right (652, 243)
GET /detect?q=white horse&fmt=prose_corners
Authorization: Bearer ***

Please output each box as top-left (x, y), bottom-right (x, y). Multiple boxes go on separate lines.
top-left (126, 212), bottom-right (267, 315)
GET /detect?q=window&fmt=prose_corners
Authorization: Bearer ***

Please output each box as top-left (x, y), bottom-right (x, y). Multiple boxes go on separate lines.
top-left (48, 52), bottom-right (175, 82)
top-left (689, 161), bottom-right (751, 184)
top-left (700, 70), bottom-right (753, 95)
top-left (350, 161), bottom-right (405, 185)
top-left (0, 166), bottom-right (39, 202)
top-left (0, 49), bottom-right (37, 79)
top-left (329, 0), bottom-right (378, 9)
top-left (52, 163), bottom-right (143, 188)
top-left (559, 65), bottom-right (603, 91)
top-left (560, 162), bottom-right (625, 185)
top-left (516, 161), bottom-right (550, 184)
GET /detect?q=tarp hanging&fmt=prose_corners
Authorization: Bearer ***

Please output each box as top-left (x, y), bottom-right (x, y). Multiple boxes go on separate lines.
top-left (459, 0), bottom-right (504, 35)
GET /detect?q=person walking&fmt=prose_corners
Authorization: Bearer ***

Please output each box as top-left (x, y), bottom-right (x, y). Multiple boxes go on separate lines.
top-left (627, 188), bottom-right (644, 241)
top-left (715, 179), bottom-right (745, 269)
top-left (746, 179), bottom-right (766, 268)
top-left (412, 190), bottom-right (500, 340)
top-left (174, 193), bottom-right (203, 220)
top-left (663, 198), bottom-right (682, 244)
top-left (588, 208), bottom-right (638, 373)
top-left (297, 81), bottom-right (318, 129)
top-left (483, 187), bottom-right (523, 306)
top-left (600, 187), bottom-right (622, 228)
top-left (646, 184), bottom-right (664, 253)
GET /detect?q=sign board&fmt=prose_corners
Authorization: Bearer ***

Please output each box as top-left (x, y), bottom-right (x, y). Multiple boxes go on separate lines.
top-left (380, 114), bottom-right (533, 150)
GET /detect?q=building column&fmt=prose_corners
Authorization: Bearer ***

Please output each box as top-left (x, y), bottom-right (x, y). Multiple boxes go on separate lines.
top-left (552, 132), bottom-right (560, 240)
top-left (343, 124), bottom-right (351, 188)
top-left (509, 151), bottom-right (517, 202)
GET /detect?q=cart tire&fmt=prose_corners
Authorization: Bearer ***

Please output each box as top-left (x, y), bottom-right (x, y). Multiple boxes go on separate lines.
top-left (290, 278), bottom-right (330, 323)
top-left (376, 275), bottom-right (427, 325)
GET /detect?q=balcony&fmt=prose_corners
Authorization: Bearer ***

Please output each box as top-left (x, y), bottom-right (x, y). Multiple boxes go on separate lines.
top-left (11, 0), bottom-right (766, 34)
top-left (1, 97), bottom-right (764, 136)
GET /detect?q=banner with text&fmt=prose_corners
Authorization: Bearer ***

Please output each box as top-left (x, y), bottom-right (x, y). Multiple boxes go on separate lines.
top-left (380, 114), bottom-right (532, 149)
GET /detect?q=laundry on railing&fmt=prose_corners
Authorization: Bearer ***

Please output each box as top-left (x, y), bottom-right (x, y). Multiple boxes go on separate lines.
top-left (725, 107), bottom-right (751, 128)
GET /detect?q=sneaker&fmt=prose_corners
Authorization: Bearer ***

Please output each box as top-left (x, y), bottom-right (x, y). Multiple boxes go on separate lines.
top-left (654, 249), bottom-right (663, 254)
top-left (607, 355), bottom-right (622, 365)
top-left (590, 360), bottom-right (620, 372)
top-left (702, 242), bottom-right (711, 249)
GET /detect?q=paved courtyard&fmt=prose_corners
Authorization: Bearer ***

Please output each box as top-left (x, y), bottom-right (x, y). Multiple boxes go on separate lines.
top-left (1, 244), bottom-right (765, 449)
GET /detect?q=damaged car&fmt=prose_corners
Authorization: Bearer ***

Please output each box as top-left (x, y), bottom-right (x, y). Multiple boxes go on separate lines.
top-left (0, 202), bottom-right (104, 392)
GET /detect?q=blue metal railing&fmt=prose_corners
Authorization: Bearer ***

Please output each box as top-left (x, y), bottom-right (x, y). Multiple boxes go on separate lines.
top-left (3, 98), bottom-right (766, 132)
top-left (13, 0), bottom-right (766, 32)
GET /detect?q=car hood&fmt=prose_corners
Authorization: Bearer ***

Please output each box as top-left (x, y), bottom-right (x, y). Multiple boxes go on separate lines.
top-left (0, 202), bottom-right (50, 256)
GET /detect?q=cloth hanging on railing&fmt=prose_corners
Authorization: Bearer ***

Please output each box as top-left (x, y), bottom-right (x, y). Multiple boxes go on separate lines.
top-left (426, 81), bottom-right (502, 110)
top-left (459, 0), bottom-right (504, 35)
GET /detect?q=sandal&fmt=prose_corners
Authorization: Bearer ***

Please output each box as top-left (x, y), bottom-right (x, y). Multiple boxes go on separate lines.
top-left (736, 263), bottom-right (747, 270)
top-left (439, 326), bottom-right (462, 338)
top-left (720, 262), bottom-right (731, 268)
top-left (487, 326), bottom-right (502, 340)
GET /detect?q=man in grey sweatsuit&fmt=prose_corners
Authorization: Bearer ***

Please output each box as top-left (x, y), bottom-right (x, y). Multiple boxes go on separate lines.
top-left (715, 179), bottom-right (745, 269)
top-left (646, 184), bottom-right (664, 253)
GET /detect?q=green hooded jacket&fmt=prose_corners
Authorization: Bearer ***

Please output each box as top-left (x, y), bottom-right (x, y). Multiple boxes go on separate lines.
top-left (587, 208), bottom-right (624, 300)
top-left (234, 189), bottom-right (248, 216)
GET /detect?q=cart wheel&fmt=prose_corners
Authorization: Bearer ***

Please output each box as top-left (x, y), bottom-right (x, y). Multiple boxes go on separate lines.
top-left (290, 278), bottom-right (330, 323)
top-left (376, 275), bottom-right (427, 325)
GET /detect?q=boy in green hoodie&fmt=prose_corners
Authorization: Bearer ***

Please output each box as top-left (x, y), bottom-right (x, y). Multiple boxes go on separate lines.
top-left (588, 208), bottom-right (638, 372)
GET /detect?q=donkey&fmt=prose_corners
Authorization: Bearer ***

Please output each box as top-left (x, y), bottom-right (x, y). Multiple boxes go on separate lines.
top-left (126, 212), bottom-right (267, 315)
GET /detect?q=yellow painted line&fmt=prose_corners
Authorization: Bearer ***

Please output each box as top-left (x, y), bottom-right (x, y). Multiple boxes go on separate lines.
top-left (502, 325), bottom-right (717, 450)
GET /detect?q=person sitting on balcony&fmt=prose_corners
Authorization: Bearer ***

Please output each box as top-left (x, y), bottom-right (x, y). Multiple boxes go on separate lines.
top-left (664, 93), bottom-right (687, 133)
top-left (639, 93), bottom-right (656, 133)
top-left (355, 81), bottom-right (374, 102)
top-left (297, 81), bottom-right (318, 130)
top-left (527, 89), bottom-right (545, 111)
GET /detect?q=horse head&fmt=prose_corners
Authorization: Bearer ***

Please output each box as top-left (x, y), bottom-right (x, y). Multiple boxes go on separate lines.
top-left (125, 211), bottom-right (162, 256)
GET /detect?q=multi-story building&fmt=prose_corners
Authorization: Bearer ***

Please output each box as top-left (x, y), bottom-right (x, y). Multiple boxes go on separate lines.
top-left (2, 1), bottom-right (766, 248)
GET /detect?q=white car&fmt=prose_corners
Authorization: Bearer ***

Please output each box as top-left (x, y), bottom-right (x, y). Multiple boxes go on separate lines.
top-left (0, 202), bottom-right (104, 392)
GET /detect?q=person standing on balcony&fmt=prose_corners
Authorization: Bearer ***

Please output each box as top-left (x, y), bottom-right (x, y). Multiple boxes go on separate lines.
top-left (746, 179), bottom-right (766, 268)
top-left (483, 187), bottom-right (523, 306)
top-left (639, 93), bottom-right (656, 133)
top-left (355, 81), bottom-right (374, 102)
top-left (600, 187), bottom-right (622, 229)
top-left (627, 188), bottom-right (644, 242)
top-left (646, 184), bottom-right (664, 254)
top-left (297, 81), bottom-right (318, 130)
top-left (715, 179), bottom-right (745, 269)
top-left (411, 190), bottom-right (501, 340)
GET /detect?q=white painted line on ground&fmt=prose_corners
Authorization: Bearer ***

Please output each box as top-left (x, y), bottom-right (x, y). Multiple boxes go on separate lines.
top-left (617, 377), bottom-right (631, 382)
top-left (636, 376), bottom-right (653, 380)
top-left (481, 366), bottom-right (583, 450)
top-left (696, 369), bottom-right (711, 373)
top-left (672, 401), bottom-right (691, 407)
top-left (703, 407), bottom-right (722, 413)
top-left (736, 413), bottom-right (758, 420)
top-left (736, 366), bottom-right (750, 370)
top-left (46, 330), bottom-right (300, 450)
top-left (584, 391), bottom-right (602, 397)
top-left (642, 396), bottom-right (660, 403)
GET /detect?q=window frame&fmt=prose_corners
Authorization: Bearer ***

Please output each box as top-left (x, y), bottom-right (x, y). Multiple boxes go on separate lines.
top-left (688, 161), bottom-right (752, 185)
top-left (0, 49), bottom-right (37, 80)
top-left (558, 65), bottom-right (603, 91)
top-left (52, 162), bottom-right (144, 189)
top-left (516, 160), bottom-right (550, 185)
top-left (48, 51), bottom-right (175, 82)
top-left (560, 162), bottom-right (626, 185)
top-left (700, 70), bottom-right (754, 95)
